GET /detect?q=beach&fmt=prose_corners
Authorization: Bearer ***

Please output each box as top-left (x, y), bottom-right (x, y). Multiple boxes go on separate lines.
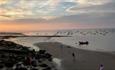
top-left (35, 42), bottom-right (115, 70)
top-left (0, 0), bottom-right (115, 69)
top-left (4, 29), bottom-right (115, 70)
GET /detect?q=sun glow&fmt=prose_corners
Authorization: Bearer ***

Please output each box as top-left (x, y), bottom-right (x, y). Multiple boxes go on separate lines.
top-left (0, 22), bottom-right (83, 32)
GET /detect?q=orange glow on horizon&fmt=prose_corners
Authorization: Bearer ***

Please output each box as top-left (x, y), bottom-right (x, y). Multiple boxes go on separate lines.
top-left (0, 22), bottom-right (83, 32)
top-left (0, 22), bottom-right (95, 32)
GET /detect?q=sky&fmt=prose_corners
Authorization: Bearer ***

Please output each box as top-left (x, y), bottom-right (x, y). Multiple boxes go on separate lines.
top-left (0, 0), bottom-right (115, 32)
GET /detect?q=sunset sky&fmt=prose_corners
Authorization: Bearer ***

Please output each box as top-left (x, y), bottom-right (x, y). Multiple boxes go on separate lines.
top-left (0, 0), bottom-right (115, 32)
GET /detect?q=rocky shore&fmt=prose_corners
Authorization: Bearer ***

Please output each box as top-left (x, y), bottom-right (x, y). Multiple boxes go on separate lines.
top-left (0, 40), bottom-right (57, 70)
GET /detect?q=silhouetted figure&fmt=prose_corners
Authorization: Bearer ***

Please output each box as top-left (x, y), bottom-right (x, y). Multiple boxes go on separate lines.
top-left (72, 53), bottom-right (75, 57)
top-left (99, 64), bottom-right (104, 70)
top-left (72, 53), bottom-right (76, 61)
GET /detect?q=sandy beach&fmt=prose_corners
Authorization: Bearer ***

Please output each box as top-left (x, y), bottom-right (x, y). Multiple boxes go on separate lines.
top-left (35, 42), bottom-right (115, 70)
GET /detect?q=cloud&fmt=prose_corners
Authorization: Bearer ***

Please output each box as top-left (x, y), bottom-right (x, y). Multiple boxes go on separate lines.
top-left (0, 0), bottom-right (115, 28)
top-left (76, 0), bottom-right (112, 5)
top-left (67, 0), bottom-right (115, 14)
top-left (0, 0), bottom-right (9, 4)
top-left (8, 12), bottom-right (115, 26)
top-left (0, 0), bottom-right (63, 20)
top-left (1, 0), bottom-right (114, 20)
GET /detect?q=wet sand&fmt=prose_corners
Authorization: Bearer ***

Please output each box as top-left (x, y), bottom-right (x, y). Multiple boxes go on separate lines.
top-left (35, 42), bottom-right (115, 70)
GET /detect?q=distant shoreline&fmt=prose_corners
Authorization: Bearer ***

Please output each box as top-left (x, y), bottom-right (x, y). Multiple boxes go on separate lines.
top-left (0, 28), bottom-right (114, 33)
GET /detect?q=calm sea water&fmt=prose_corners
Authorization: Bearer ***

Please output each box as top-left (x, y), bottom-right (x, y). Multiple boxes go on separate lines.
top-left (7, 29), bottom-right (115, 52)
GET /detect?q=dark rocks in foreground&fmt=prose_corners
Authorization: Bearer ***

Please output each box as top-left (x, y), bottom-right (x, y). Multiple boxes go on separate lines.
top-left (0, 40), bottom-right (57, 70)
top-left (0, 40), bottom-right (29, 50)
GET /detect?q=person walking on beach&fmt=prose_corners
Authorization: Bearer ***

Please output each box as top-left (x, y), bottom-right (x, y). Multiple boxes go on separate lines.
top-left (99, 64), bottom-right (104, 70)
top-left (72, 52), bottom-right (76, 61)
top-left (72, 53), bottom-right (75, 57)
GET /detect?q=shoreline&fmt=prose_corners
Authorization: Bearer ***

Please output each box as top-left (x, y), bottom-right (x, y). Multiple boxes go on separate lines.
top-left (35, 42), bottom-right (115, 70)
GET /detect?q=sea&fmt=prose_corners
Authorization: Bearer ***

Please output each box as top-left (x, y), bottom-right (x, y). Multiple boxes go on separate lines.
top-left (6, 28), bottom-right (115, 53)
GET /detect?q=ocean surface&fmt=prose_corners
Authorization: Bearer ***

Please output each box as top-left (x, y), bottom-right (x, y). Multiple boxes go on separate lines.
top-left (6, 28), bottom-right (115, 53)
